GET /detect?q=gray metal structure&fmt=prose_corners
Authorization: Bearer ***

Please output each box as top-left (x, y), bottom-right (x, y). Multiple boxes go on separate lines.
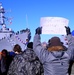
top-left (0, 2), bottom-right (31, 51)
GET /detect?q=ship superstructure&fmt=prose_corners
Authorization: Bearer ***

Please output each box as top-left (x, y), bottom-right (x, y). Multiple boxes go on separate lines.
top-left (0, 2), bottom-right (31, 51)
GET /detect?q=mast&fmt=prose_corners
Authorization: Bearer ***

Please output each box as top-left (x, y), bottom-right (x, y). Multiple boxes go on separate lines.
top-left (0, 2), bottom-right (7, 31)
top-left (0, 2), bottom-right (5, 25)
top-left (0, 2), bottom-right (13, 32)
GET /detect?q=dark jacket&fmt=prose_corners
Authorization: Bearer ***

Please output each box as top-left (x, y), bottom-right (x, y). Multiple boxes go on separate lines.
top-left (7, 48), bottom-right (44, 75)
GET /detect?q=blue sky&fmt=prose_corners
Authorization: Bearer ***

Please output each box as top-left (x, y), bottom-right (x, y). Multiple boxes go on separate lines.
top-left (0, 0), bottom-right (74, 42)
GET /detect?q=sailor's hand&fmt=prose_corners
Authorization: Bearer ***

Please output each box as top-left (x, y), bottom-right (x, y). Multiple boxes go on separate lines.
top-left (35, 27), bottom-right (42, 35)
top-left (65, 26), bottom-right (71, 35)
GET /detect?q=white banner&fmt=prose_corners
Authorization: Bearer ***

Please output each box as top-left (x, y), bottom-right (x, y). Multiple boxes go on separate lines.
top-left (40, 17), bottom-right (69, 35)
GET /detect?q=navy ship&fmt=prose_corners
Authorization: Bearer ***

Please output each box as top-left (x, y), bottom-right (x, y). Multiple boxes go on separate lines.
top-left (0, 2), bottom-right (31, 51)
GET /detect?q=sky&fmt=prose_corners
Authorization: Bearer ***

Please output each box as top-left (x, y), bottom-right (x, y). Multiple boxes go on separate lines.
top-left (0, 0), bottom-right (74, 42)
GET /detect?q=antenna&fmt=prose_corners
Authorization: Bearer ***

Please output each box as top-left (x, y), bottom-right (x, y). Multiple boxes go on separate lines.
top-left (26, 14), bottom-right (29, 28)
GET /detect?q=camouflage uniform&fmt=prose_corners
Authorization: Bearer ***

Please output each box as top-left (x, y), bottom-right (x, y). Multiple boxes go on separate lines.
top-left (7, 48), bottom-right (44, 75)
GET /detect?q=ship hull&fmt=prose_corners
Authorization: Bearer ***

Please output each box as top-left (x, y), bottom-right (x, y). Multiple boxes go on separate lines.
top-left (0, 30), bottom-right (31, 51)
